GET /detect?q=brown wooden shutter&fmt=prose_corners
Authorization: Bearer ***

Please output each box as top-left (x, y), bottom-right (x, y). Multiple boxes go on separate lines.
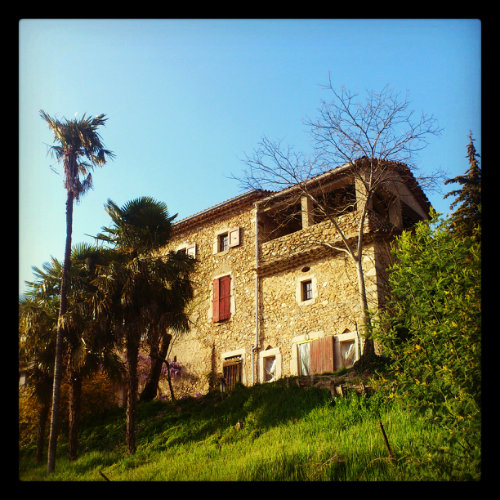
top-left (212, 278), bottom-right (220, 323)
top-left (223, 357), bottom-right (242, 390)
top-left (219, 275), bottom-right (231, 321)
top-left (310, 336), bottom-right (335, 374)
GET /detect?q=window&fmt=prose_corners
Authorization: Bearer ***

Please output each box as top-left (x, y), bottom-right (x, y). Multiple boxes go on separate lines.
top-left (301, 280), bottom-right (313, 301)
top-left (218, 233), bottom-right (229, 252)
top-left (340, 339), bottom-right (356, 368)
top-left (297, 336), bottom-right (335, 376)
top-left (215, 227), bottom-right (241, 253)
top-left (259, 347), bottom-right (282, 383)
top-left (223, 355), bottom-right (242, 391)
top-left (263, 356), bottom-right (276, 382)
top-left (212, 275), bottom-right (231, 322)
top-left (178, 243), bottom-right (196, 257)
top-left (334, 332), bottom-right (360, 369)
top-left (297, 276), bottom-right (316, 305)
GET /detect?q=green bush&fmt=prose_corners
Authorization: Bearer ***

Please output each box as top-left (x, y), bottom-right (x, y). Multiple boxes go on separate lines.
top-left (374, 211), bottom-right (480, 471)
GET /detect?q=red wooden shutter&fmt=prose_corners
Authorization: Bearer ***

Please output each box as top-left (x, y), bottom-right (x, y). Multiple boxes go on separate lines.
top-left (219, 275), bottom-right (231, 321)
top-left (310, 336), bottom-right (335, 374)
top-left (212, 278), bottom-right (220, 323)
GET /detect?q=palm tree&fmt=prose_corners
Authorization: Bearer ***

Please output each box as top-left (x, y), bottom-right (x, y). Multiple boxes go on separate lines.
top-left (139, 250), bottom-right (194, 402)
top-left (23, 247), bottom-right (124, 462)
top-left (40, 110), bottom-right (114, 474)
top-left (64, 244), bottom-right (125, 460)
top-left (19, 294), bottom-right (58, 463)
top-left (93, 197), bottom-right (194, 454)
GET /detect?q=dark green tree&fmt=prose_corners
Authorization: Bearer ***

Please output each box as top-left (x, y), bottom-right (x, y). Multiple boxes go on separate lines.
top-left (63, 244), bottom-right (124, 461)
top-left (19, 294), bottom-right (58, 463)
top-left (22, 247), bottom-right (124, 462)
top-left (93, 197), bottom-right (194, 454)
top-left (444, 132), bottom-right (481, 239)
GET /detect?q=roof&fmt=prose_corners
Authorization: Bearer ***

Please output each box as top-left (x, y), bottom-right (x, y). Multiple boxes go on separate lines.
top-left (171, 189), bottom-right (271, 234)
top-left (171, 159), bottom-right (431, 234)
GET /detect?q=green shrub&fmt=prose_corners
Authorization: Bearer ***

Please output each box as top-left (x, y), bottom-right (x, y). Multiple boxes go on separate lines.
top-left (374, 211), bottom-right (481, 470)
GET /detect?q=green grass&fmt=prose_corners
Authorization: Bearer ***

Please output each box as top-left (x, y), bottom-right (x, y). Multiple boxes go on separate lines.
top-left (19, 378), bottom-right (480, 481)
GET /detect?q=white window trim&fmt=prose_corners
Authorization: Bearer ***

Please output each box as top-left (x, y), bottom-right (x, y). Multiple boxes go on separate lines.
top-left (296, 274), bottom-right (318, 306)
top-left (258, 347), bottom-right (282, 383)
top-left (335, 331), bottom-right (360, 369)
top-left (213, 227), bottom-right (241, 254)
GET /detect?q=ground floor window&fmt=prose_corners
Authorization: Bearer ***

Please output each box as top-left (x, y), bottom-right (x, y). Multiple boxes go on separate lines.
top-left (294, 332), bottom-right (360, 376)
top-left (339, 338), bottom-right (356, 368)
top-left (222, 355), bottom-right (242, 390)
top-left (259, 347), bottom-right (282, 383)
top-left (297, 336), bottom-right (335, 375)
top-left (335, 331), bottom-right (360, 369)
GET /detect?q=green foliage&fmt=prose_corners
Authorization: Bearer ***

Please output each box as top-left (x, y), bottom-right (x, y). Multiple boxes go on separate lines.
top-left (20, 380), bottom-right (480, 481)
top-left (373, 210), bottom-right (481, 469)
top-left (444, 132), bottom-right (481, 240)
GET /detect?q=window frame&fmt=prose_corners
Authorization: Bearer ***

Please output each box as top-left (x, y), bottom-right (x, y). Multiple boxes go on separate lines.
top-left (221, 348), bottom-right (246, 388)
top-left (301, 279), bottom-right (313, 301)
top-left (214, 227), bottom-right (241, 254)
top-left (296, 275), bottom-right (317, 305)
top-left (258, 347), bottom-right (282, 383)
top-left (177, 243), bottom-right (196, 258)
top-left (218, 233), bottom-right (229, 252)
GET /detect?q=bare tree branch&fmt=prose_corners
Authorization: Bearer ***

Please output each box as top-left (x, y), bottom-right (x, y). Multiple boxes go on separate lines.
top-left (234, 80), bottom-right (441, 362)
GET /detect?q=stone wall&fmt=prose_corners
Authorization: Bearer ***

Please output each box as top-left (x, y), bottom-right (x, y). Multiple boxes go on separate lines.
top-left (158, 202), bottom-right (260, 398)
top-left (258, 240), bottom-right (382, 377)
top-left (155, 201), bottom-right (390, 398)
top-left (150, 168), bottom-right (428, 398)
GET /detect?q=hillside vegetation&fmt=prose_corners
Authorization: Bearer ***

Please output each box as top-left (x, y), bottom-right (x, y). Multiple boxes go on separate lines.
top-left (19, 375), bottom-right (479, 481)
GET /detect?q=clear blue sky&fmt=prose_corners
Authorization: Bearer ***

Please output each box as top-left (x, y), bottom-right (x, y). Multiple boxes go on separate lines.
top-left (19, 19), bottom-right (481, 295)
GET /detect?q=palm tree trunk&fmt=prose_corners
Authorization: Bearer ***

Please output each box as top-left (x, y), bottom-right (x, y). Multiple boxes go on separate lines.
top-left (47, 190), bottom-right (74, 474)
top-left (126, 332), bottom-right (139, 455)
top-left (36, 403), bottom-right (50, 464)
top-left (140, 333), bottom-right (172, 402)
top-left (67, 368), bottom-right (82, 461)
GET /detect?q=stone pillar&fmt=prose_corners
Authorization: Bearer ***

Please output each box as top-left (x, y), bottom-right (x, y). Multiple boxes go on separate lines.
top-left (301, 196), bottom-right (314, 228)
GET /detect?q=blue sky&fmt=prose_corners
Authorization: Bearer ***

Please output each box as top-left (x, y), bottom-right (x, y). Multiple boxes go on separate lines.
top-left (19, 18), bottom-right (481, 295)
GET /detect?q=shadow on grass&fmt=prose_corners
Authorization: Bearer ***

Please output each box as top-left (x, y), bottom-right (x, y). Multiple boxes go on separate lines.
top-left (134, 378), bottom-right (333, 450)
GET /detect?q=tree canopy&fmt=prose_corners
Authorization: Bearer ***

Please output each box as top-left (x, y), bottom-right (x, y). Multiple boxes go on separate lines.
top-left (444, 132), bottom-right (481, 239)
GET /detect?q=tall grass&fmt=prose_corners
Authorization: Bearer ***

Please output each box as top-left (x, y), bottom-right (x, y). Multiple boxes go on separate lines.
top-left (19, 378), bottom-right (480, 481)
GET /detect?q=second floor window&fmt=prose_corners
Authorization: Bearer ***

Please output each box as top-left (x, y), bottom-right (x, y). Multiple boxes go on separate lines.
top-left (218, 233), bottom-right (229, 252)
top-left (213, 275), bottom-right (231, 322)
top-left (301, 280), bottom-right (313, 301)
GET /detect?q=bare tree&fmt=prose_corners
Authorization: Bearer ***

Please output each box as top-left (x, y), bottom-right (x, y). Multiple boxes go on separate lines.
top-left (237, 79), bottom-right (442, 363)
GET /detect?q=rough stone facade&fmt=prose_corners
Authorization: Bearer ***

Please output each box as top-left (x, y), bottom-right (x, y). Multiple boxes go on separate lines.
top-left (155, 163), bottom-right (430, 399)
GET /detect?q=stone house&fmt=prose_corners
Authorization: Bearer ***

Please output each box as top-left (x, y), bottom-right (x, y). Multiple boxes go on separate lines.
top-left (157, 161), bottom-right (430, 398)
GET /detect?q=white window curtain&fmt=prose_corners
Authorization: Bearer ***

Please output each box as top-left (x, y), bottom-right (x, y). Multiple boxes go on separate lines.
top-left (297, 342), bottom-right (311, 376)
top-left (341, 340), bottom-right (356, 367)
top-left (264, 356), bottom-right (276, 382)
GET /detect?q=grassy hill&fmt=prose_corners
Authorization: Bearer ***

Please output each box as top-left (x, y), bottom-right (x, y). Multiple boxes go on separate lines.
top-left (19, 376), bottom-right (478, 481)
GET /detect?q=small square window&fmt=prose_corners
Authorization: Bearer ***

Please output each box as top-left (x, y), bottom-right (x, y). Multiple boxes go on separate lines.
top-left (301, 280), bottom-right (313, 301)
top-left (218, 233), bottom-right (229, 252)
